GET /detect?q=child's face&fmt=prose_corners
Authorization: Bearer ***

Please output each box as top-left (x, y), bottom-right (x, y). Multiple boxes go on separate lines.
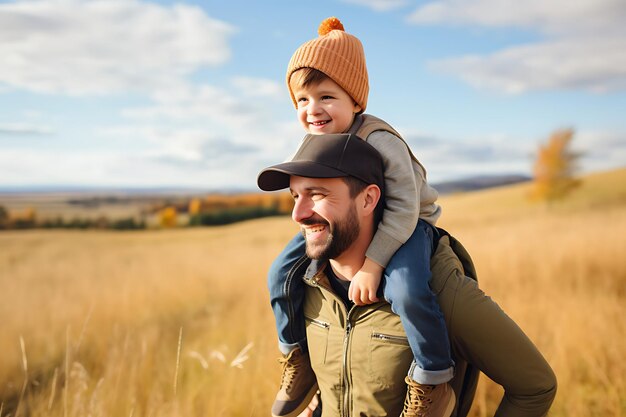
top-left (292, 78), bottom-right (362, 135)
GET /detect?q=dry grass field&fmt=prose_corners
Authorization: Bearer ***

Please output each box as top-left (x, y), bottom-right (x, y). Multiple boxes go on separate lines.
top-left (1, 168), bottom-right (625, 417)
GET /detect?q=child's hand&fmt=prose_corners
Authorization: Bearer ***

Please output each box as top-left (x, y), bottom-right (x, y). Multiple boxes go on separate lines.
top-left (349, 257), bottom-right (384, 306)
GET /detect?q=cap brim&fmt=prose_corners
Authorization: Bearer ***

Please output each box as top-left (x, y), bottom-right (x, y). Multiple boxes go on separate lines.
top-left (257, 161), bottom-right (348, 191)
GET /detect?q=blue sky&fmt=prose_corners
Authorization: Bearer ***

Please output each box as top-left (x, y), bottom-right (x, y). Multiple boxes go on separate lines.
top-left (0, 0), bottom-right (625, 190)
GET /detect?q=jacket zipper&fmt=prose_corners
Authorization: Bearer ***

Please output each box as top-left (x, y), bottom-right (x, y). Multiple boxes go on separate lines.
top-left (305, 273), bottom-right (357, 417)
top-left (371, 332), bottom-right (409, 345)
top-left (342, 318), bottom-right (353, 417)
top-left (309, 318), bottom-right (330, 329)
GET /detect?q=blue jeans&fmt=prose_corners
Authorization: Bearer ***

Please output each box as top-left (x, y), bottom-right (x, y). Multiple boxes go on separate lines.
top-left (267, 232), bottom-right (308, 355)
top-left (268, 220), bottom-right (454, 384)
top-left (381, 220), bottom-right (454, 384)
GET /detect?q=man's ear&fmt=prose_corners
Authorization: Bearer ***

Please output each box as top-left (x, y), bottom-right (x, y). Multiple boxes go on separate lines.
top-left (361, 184), bottom-right (381, 216)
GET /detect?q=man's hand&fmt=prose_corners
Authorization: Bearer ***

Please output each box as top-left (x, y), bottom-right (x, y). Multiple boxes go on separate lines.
top-left (348, 257), bottom-right (384, 306)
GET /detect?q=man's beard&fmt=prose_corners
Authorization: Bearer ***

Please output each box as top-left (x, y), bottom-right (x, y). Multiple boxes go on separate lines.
top-left (301, 203), bottom-right (360, 260)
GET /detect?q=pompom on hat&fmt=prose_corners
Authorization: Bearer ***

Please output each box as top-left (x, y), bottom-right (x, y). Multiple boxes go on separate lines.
top-left (286, 17), bottom-right (369, 111)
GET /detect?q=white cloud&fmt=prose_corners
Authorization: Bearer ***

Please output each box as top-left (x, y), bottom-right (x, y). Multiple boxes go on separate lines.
top-left (408, 0), bottom-right (626, 93)
top-left (0, 123), bottom-right (54, 136)
top-left (0, 0), bottom-right (236, 95)
top-left (0, 73), bottom-right (303, 189)
top-left (400, 128), bottom-right (626, 182)
top-left (0, 149), bottom-right (128, 185)
top-left (341, 0), bottom-right (409, 11)
top-left (402, 131), bottom-right (535, 181)
top-left (573, 130), bottom-right (626, 174)
top-left (120, 81), bottom-right (300, 154)
top-left (431, 37), bottom-right (626, 94)
top-left (85, 79), bottom-right (303, 188)
top-left (231, 77), bottom-right (283, 99)
top-left (0, 146), bottom-right (260, 188)
top-left (407, 0), bottom-right (625, 35)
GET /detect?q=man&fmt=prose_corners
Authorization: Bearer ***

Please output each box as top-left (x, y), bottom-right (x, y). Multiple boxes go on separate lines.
top-left (258, 133), bottom-right (557, 417)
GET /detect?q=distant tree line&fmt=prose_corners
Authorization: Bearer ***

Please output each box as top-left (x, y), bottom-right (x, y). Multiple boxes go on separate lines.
top-left (40, 216), bottom-right (146, 230)
top-left (0, 191), bottom-right (295, 231)
top-left (189, 206), bottom-right (282, 226)
top-left (0, 208), bottom-right (146, 231)
top-left (157, 192), bottom-right (294, 228)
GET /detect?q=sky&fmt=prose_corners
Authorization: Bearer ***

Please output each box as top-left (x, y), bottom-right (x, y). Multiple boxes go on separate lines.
top-left (0, 0), bottom-right (625, 191)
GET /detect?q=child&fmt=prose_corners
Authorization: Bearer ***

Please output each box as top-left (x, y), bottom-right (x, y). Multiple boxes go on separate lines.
top-left (268, 17), bottom-right (454, 417)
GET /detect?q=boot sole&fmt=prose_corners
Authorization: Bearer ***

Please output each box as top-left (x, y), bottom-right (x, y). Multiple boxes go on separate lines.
top-left (271, 383), bottom-right (319, 417)
top-left (443, 390), bottom-right (456, 417)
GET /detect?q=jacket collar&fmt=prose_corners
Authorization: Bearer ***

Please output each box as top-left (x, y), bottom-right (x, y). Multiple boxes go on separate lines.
top-left (304, 258), bottom-right (332, 289)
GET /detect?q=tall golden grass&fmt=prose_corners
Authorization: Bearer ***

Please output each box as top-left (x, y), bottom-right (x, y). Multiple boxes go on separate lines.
top-left (1, 168), bottom-right (625, 416)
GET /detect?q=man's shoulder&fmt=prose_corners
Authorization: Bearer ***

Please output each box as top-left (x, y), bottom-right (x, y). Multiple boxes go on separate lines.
top-left (433, 230), bottom-right (478, 282)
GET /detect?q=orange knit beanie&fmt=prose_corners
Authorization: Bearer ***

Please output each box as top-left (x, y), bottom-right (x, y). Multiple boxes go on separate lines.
top-left (286, 17), bottom-right (369, 111)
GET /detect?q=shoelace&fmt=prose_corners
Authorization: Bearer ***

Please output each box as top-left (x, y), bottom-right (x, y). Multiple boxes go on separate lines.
top-left (403, 377), bottom-right (434, 417)
top-left (278, 352), bottom-right (301, 391)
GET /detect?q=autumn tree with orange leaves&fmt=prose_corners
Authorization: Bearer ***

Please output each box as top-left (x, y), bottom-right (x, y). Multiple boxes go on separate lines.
top-left (159, 206), bottom-right (178, 228)
top-left (531, 128), bottom-right (582, 203)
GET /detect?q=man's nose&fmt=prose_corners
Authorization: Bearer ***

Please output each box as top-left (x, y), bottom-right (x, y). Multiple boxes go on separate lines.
top-left (292, 197), bottom-right (313, 223)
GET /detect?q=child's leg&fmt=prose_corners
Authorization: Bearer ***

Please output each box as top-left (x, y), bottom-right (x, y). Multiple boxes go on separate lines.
top-left (380, 219), bottom-right (454, 385)
top-left (268, 232), bottom-right (308, 355)
top-left (269, 234), bottom-right (318, 417)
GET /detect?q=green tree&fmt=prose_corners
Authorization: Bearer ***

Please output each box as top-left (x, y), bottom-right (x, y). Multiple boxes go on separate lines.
top-left (0, 205), bottom-right (8, 229)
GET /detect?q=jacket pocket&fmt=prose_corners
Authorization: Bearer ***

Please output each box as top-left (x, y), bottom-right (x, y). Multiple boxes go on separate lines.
top-left (368, 329), bottom-right (412, 388)
top-left (305, 317), bottom-right (330, 365)
top-left (371, 332), bottom-right (410, 346)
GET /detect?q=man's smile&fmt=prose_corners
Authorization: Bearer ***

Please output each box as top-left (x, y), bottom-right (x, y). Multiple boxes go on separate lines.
top-left (300, 218), bottom-right (330, 243)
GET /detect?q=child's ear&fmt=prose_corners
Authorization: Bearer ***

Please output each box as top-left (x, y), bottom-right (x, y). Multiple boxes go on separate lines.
top-left (353, 102), bottom-right (362, 114)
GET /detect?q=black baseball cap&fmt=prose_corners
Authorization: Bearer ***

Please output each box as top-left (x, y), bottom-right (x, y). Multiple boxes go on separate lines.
top-left (257, 133), bottom-right (384, 191)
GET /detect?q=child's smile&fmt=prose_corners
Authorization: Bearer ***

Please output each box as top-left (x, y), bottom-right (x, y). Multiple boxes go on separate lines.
top-left (293, 78), bottom-right (361, 135)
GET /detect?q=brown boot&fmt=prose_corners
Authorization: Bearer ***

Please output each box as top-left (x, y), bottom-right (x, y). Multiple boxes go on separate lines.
top-left (401, 376), bottom-right (455, 417)
top-left (271, 347), bottom-right (318, 417)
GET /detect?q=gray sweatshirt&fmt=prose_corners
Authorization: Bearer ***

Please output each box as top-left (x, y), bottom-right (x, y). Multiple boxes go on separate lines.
top-left (356, 115), bottom-right (441, 267)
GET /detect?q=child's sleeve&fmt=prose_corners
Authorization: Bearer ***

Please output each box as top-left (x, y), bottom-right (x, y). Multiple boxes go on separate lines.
top-left (365, 131), bottom-right (422, 267)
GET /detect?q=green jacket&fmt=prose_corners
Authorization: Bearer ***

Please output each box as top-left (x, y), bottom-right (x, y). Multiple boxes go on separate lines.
top-left (302, 234), bottom-right (557, 417)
